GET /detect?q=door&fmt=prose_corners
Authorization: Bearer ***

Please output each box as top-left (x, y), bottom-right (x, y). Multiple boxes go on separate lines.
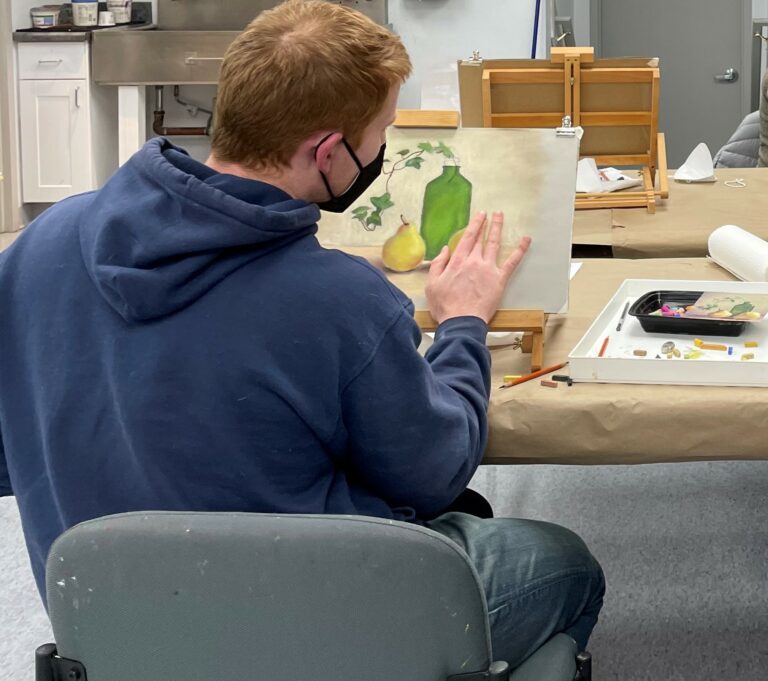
top-left (19, 79), bottom-right (92, 203)
top-left (593, 0), bottom-right (750, 167)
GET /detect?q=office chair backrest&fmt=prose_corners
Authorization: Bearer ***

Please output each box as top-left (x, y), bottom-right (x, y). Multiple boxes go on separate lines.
top-left (46, 512), bottom-right (493, 681)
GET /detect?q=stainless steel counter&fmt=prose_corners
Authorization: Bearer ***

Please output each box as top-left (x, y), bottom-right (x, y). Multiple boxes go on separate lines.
top-left (13, 23), bottom-right (156, 43)
top-left (13, 31), bottom-right (90, 42)
top-left (91, 0), bottom-right (388, 86)
top-left (93, 29), bottom-right (234, 85)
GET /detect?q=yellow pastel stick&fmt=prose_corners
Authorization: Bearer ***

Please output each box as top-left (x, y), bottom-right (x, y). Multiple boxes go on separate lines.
top-left (698, 342), bottom-right (728, 351)
top-left (503, 375), bottom-right (522, 382)
top-left (745, 341), bottom-right (759, 348)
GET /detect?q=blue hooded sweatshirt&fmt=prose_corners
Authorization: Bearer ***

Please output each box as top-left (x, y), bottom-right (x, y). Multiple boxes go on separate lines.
top-left (0, 138), bottom-right (491, 600)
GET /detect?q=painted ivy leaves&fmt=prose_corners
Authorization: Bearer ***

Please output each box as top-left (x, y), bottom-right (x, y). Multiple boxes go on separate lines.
top-left (351, 141), bottom-right (456, 231)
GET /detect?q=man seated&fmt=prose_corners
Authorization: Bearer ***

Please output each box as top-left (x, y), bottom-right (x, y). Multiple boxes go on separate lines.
top-left (0, 0), bottom-right (603, 668)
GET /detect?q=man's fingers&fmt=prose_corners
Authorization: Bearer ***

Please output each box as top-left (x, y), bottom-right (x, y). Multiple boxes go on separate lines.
top-left (500, 236), bottom-right (532, 279)
top-left (451, 211), bottom-right (486, 262)
top-left (428, 245), bottom-right (450, 278)
top-left (483, 211), bottom-right (504, 261)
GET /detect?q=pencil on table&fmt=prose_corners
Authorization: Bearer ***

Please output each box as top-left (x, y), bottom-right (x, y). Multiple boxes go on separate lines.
top-left (500, 362), bottom-right (568, 388)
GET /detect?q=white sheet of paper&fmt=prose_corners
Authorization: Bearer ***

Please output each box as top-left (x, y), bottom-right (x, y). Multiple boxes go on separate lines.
top-left (576, 158), bottom-right (643, 193)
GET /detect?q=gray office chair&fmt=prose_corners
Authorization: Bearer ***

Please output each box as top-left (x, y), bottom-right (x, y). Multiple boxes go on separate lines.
top-left (36, 512), bottom-right (592, 681)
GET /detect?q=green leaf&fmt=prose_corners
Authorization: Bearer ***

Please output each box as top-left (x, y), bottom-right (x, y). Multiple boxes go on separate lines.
top-left (370, 193), bottom-right (395, 211)
top-left (351, 206), bottom-right (370, 218)
top-left (397, 149), bottom-right (410, 156)
top-left (404, 157), bottom-right (425, 169)
top-left (417, 142), bottom-right (434, 152)
top-left (366, 211), bottom-right (382, 227)
top-left (730, 302), bottom-right (755, 316)
top-left (436, 141), bottom-right (455, 158)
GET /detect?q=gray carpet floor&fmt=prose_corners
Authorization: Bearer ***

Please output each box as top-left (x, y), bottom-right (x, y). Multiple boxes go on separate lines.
top-left (2, 461), bottom-right (767, 680)
top-left (1, 497), bottom-right (52, 681)
top-left (471, 461), bottom-right (768, 680)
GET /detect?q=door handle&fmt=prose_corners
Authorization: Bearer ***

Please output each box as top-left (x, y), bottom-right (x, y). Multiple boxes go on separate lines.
top-left (714, 68), bottom-right (739, 83)
top-left (75, 86), bottom-right (80, 108)
top-left (38, 59), bottom-right (62, 64)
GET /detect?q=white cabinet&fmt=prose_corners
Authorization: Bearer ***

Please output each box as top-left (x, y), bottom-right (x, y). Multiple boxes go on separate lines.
top-left (17, 42), bottom-right (117, 204)
top-left (19, 79), bottom-right (92, 203)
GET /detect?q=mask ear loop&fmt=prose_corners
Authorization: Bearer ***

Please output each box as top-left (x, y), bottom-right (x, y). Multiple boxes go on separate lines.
top-left (315, 134), bottom-right (363, 200)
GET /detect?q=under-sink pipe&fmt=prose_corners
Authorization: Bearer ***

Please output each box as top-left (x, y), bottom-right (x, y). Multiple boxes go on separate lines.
top-left (152, 85), bottom-right (208, 136)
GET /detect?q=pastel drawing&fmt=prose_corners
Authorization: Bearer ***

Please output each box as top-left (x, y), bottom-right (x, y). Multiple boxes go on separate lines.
top-left (317, 127), bottom-right (579, 313)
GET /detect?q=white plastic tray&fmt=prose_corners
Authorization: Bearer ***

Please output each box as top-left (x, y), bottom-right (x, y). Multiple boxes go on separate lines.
top-left (569, 279), bottom-right (768, 386)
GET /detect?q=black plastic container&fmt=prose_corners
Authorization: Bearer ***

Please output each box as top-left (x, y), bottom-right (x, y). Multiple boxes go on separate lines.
top-left (628, 290), bottom-right (747, 337)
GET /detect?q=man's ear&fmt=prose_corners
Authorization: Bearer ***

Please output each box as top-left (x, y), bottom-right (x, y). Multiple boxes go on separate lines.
top-left (312, 132), bottom-right (344, 174)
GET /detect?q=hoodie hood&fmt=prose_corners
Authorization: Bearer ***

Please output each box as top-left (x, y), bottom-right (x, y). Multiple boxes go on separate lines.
top-left (79, 138), bottom-right (321, 322)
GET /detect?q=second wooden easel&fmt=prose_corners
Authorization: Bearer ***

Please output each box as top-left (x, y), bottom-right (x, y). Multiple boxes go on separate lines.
top-left (459, 47), bottom-right (670, 213)
top-left (392, 109), bottom-right (547, 371)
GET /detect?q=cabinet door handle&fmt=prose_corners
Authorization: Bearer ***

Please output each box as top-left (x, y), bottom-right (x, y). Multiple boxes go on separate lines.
top-left (38, 59), bottom-right (63, 64)
top-left (184, 55), bottom-right (224, 64)
top-left (75, 86), bottom-right (80, 108)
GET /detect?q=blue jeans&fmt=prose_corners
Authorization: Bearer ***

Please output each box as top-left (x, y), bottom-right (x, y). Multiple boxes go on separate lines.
top-left (425, 512), bottom-right (605, 669)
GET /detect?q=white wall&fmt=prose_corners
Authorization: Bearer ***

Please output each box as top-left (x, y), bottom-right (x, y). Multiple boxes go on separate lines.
top-left (389, 0), bottom-right (549, 109)
top-left (755, 0), bottom-right (768, 17)
top-left (12, 0), bottom-right (41, 30)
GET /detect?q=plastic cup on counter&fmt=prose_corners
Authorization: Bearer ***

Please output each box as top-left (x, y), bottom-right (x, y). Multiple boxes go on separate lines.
top-left (106, 0), bottom-right (132, 24)
top-left (72, 0), bottom-right (98, 27)
top-left (98, 11), bottom-right (116, 26)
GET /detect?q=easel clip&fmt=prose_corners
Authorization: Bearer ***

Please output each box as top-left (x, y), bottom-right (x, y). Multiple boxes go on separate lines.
top-left (462, 49), bottom-right (483, 65)
top-left (556, 115), bottom-right (575, 137)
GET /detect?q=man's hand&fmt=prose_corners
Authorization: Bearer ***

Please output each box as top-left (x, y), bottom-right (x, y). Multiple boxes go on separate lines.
top-left (425, 211), bottom-right (531, 325)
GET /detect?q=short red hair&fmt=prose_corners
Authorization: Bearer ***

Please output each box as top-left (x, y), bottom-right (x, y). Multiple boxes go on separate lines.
top-left (211, 0), bottom-right (412, 170)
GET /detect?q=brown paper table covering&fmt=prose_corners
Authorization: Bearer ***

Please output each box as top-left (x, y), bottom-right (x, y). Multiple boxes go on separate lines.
top-left (484, 257), bottom-right (768, 465)
top-left (571, 168), bottom-right (768, 258)
top-left (572, 209), bottom-right (613, 247)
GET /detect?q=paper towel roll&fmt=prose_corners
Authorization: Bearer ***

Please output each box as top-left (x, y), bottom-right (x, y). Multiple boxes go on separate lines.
top-left (708, 225), bottom-right (768, 282)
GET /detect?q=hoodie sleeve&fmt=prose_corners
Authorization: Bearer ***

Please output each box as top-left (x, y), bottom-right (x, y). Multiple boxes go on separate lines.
top-left (0, 429), bottom-right (11, 497)
top-left (340, 310), bottom-right (490, 518)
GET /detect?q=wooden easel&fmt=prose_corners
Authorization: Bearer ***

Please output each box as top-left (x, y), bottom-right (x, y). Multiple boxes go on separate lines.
top-left (392, 109), bottom-right (547, 371)
top-left (458, 47), bottom-right (670, 213)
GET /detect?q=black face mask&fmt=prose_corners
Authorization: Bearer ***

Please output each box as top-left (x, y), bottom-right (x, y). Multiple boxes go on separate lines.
top-left (316, 139), bottom-right (386, 213)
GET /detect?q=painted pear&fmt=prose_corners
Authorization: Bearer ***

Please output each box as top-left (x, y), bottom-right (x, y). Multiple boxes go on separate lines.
top-left (447, 228), bottom-right (466, 254)
top-left (382, 216), bottom-right (426, 272)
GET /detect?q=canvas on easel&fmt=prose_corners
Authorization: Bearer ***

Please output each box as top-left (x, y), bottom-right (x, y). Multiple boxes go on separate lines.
top-left (458, 47), bottom-right (669, 213)
top-left (316, 122), bottom-right (580, 368)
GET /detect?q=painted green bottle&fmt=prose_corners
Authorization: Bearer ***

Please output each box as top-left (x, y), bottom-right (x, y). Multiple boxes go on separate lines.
top-left (420, 159), bottom-right (472, 260)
